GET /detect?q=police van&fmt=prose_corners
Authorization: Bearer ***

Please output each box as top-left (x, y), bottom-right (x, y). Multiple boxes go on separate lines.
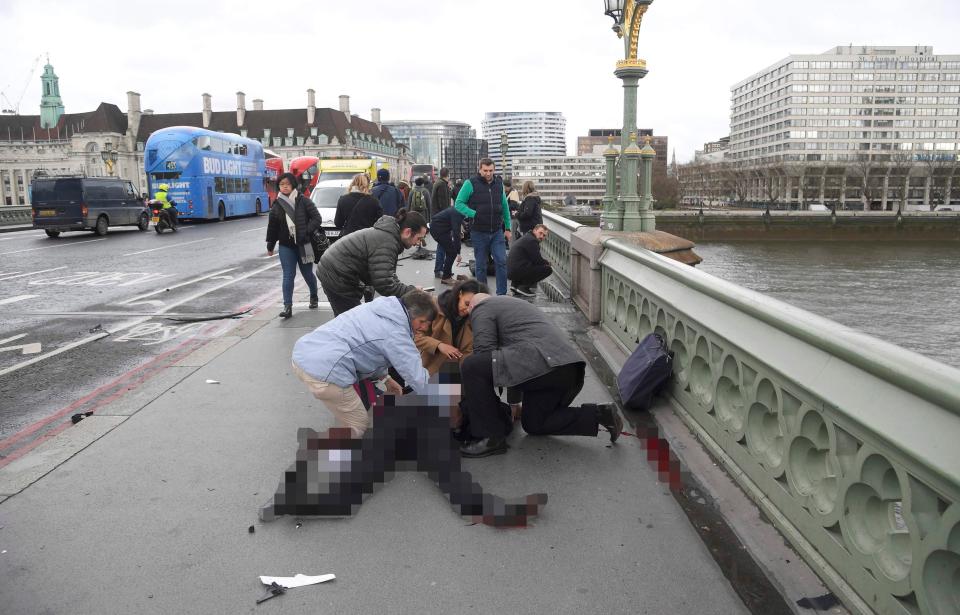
top-left (31, 176), bottom-right (150, 237)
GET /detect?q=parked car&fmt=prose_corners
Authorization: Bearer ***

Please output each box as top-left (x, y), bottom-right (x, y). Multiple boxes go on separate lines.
top-left (310, 179), bottom-right (351, 239)
top-left (934, 205), bottom-right (955, 212)
top-left (808, 203), bottom-right (830, 212)
top-left (31, 177), bottom-right (150, 237)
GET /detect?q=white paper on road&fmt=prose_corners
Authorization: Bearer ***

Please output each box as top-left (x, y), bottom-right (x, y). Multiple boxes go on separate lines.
top-left (259, 573), bottom-right (336, 588)
top-left (205, 379), bottom-right (220, 384)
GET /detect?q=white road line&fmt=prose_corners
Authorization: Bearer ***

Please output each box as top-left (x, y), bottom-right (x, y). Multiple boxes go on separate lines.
top-left (0, 266), bottom-right (68, 282)
top-left (240, 225), bottom-right (267, 234)
top-left (117, 267), bottom-right (238, 304)
top-left (123, 237), bottom-right (214, 257)
top-left (0, 295), bottom-right (38, 306)
top-left (0, 238), bottom-right (106, 256)
top-left (0, 260), bottom-right (280, 378)
top-left (0, 333), bottom-right (27, 345)
top-left (0, 233), bottom-right (46, 242)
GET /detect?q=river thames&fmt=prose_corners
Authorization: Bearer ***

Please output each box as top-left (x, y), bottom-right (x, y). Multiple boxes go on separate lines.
top-left (692, 241), bottom-right (960, 368)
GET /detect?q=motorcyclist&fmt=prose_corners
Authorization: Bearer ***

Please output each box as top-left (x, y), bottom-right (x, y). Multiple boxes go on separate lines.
top-left (153, 183), bottom-right (178, 229)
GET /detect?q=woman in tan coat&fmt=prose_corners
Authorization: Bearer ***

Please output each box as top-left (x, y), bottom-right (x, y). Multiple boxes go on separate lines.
top-left (416, 278), bottom-right (487, 374)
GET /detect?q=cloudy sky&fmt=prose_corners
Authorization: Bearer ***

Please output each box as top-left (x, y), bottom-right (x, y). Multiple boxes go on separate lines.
top-left (2, 0), bottom-right (958, 161)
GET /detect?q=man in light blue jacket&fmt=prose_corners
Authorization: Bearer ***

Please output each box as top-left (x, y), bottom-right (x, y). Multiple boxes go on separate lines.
top-left (292, 290), bottom-right (436, 436)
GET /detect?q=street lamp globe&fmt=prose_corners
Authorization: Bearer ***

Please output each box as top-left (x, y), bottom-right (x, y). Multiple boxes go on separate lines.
top-left (603, 0), bottom-right (626, 25)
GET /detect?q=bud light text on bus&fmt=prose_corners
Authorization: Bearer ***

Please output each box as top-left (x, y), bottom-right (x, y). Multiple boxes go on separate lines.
top-left (144, 126), bottom-right (270, 221)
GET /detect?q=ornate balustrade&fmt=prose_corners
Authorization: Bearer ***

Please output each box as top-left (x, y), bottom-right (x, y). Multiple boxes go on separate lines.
top-left (541, 213), bottom-right (960, 615)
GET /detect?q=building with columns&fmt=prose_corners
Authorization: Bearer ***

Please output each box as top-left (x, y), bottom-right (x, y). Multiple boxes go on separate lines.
top-left (0, 65), bottom-right (411, 206)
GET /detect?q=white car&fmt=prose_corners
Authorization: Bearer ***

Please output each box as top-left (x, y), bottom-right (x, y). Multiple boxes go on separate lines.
top-left (808, 203), bottom-right (830, 212)
top-left (310, 179), bottom-right (351, 238)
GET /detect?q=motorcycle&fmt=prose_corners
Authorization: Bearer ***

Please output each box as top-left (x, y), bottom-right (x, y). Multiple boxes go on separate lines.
top-left (150, 200), bottom-right (178, 233)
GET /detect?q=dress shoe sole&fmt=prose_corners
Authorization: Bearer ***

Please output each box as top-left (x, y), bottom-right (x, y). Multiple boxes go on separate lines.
top-left (460, 443), bottom-right (508, 458)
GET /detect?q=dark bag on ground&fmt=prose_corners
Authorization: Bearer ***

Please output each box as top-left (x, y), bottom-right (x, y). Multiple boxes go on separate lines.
top-left (467, 255), bottom-right (496, 277)
top-left (617, 333), bottom-right (674, 411)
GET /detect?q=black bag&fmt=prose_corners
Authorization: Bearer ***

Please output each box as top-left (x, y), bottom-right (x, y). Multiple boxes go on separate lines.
top-left (309, 228), bottom-right (330, 262)
top-left (617, 333), bottom-right (674, 411)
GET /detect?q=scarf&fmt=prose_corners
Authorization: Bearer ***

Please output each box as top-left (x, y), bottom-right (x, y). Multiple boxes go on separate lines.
top-left (278, 189), bottom-right (298, 238)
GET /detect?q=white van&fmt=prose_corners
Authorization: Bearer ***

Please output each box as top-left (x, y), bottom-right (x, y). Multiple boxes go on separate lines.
top-left (310, 179), bottom-right (351, 238)
top-left (808, 203), bottom-right (830, 212)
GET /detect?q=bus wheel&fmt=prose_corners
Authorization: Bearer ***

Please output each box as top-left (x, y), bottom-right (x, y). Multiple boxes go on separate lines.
top-left (218, 202), bottom-right (226, 222)
top-left (255, 199), bottom-right (262, 215)
top-left (45, 230), bottom-right (60, 238)
top-left (94, 215), bottom-right (109, 236)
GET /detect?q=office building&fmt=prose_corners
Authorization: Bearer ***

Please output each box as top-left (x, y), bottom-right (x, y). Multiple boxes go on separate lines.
top-left (728, 45), bottom-right (960, 208)
top-left (482, 112), bottom-right (566, 176)
top-left (380, 120), bottom-right (476, 171)
top-left (511, 155), bottom-right (606, 207)
top-left (577, 128), bottom-right (669, 176)
top-left (442, 138), bottom-right (488, 182)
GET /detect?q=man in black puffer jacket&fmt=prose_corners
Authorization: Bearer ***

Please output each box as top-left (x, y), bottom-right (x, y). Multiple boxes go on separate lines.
top-left (317, 211), bottom-right (428, 315)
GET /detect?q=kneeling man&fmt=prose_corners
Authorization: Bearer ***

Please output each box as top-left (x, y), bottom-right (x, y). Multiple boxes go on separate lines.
top-left (292, 290), bottom-right (435, 436)
top-left (459, 293), bottom-right (623, 457)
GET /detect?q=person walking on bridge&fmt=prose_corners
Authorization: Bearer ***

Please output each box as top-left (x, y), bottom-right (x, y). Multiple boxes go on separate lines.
top-left (454, 158), bottom-right (512, 295)
top-left (371, 169), bottom-right (405, 216)
top-left (317, 210), bottom-right (428, 316)
top-left (266, 172), bottom-right (323, 319)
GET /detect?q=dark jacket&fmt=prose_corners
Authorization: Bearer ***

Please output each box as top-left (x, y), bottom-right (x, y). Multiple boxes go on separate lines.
top-left (454, 174), bottom-right (511, 234)
top-left (335, 191), bottom-right (383, 237)
top-left (317, 215), bottom-right (415, 299)
top-left (470, 296), bottom-right (584, 387)
top-left (265, 194), bottom-right (323, 256)
top-left (516, 193), bottom-right (543, 233)
top-left (431, 178), bottom-right (452, 213)
top-left (507, 232), bottom-right (549, 279)
top-left (371, 181), bottom-right (404, 216)
top-left (428, 206), bottom-right (464, 250)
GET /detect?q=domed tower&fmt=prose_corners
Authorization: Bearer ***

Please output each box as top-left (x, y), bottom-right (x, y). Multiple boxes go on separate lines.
top-left (39, 60), bottom-right (65, 129)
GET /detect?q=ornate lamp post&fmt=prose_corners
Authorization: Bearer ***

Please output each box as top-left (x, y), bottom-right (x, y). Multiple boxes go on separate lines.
top-left (604, 0), bottom-right (655, 232)
top-left (600, 135), bottom-right (620, 229)
top-left (100, 140), bottom-right (118, 176)
top-left (499, 133), bottom-right (509, 180)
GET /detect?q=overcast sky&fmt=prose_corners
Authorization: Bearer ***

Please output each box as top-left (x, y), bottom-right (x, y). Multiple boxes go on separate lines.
top-left (2, 0), bottom-right (958, 162)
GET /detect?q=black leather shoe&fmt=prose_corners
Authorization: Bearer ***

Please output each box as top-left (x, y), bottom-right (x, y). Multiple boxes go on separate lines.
top-left (309, 295), bottom-right (319, 309)
top-left (594, 403), bottom-right (623, 443)
top-left (460, 437), bottom-right (508, 458)
top-left (279, 304), bottom-right (293, 319)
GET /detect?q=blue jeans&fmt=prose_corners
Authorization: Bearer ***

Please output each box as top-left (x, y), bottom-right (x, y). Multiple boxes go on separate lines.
top-left (471, 229), bottom-right (507, 295)
top-left (279, 243), bottom-right (318, 305)
top-left (434, 242), bottom-right (446, 275)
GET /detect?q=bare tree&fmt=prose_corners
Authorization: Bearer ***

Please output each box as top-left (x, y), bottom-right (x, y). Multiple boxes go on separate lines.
top-left (922, 154), bottom-right (955, 209)
top-left (887, 149), bottom-right (915, 212)
top-left (783, 163), bottom-right (807, 210)
top-left (721, 162), bottom-right (750, 208)
top-left (759, 164), bottom-right (782, 209)
top-left (849, 154), bottom-right (879, 210)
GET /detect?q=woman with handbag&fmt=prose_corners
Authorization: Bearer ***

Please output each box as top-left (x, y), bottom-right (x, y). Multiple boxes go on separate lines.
top-left (266, 172), bottom-right (324, 319)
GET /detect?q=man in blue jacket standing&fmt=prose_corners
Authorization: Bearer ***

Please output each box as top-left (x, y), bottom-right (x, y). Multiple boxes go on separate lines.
top-left (454, 158), bottom-right (512, 295)
top-left (371, 168), bottom-right (405, 217)
top-left (291, 290), bottom-right (435, 436)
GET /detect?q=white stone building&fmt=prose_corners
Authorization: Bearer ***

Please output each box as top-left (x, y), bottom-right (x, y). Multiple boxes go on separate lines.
top-left (511, 155), bottom-right (606, 206)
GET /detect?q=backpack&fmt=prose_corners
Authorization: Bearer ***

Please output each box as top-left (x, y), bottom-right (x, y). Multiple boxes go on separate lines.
top-left (410, 189), bottom-right (427, 216)
top-left (616, 333), bottom-right (674, 411)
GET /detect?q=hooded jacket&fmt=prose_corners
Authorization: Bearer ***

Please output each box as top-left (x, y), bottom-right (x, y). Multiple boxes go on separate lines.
top-left (317, 215), bottom-right (415, 299)
top-left (292, 296), bottom-right (430, 393)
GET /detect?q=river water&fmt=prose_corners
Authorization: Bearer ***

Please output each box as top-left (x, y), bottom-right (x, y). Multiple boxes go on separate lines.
top-left (691, 242), bottom-right (960, 368)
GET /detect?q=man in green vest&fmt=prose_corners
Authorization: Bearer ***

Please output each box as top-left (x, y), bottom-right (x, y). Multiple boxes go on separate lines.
top-left (153, 183), bottom-right (178, 229)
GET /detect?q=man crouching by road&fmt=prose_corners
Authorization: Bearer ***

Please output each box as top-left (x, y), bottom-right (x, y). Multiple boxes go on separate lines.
top-left (459, 293), bottom-right (623, 457)
top-left (292, 290), bottom-right (436, 437)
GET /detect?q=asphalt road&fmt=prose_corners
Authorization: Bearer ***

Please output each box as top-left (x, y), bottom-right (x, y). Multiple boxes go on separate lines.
top-left (0, 214), bottom-right (282, 449)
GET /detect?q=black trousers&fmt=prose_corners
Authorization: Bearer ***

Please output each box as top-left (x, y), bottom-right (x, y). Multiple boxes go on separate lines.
top-left (461, 353), bottom-right (598, 439)
top-left (432, 231), bottom-right (459, 279)
top-left (264, 398), bottom-right (546, 525)
top-left (319, 278), bottom-right (362, 316)
top-left (509, 264), bottom-right (551, 288)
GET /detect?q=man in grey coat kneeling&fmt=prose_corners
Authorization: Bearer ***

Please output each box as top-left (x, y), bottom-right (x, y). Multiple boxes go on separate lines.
top-left (458, 294), bottom-right (623, 457)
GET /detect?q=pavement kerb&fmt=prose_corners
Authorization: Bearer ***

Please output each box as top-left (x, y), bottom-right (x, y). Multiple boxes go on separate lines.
top-left (0, 224), bottom-right (35, 234)
top-left (0, 286), bottom-right (282, 499)
top-left (586, 327), bottom-right (850, 615)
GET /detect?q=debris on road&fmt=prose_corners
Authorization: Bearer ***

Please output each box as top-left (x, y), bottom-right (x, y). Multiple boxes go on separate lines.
top-left (205, 379), bottom-right (220, 384)
top-left (259, 574), bottom-right (336, 589)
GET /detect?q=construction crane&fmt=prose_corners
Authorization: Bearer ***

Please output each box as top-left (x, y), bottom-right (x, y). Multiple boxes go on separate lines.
top-left (0, 55), bottom-right (42, 115)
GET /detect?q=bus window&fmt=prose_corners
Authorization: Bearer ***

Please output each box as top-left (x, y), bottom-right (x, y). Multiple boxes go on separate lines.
top-left (239, 145), bottom-right (248, 156)
top-left (195, 136), bottom-right (212, 151)
top-left (215, 177), bottom-right (226, 193)
top-left (242, 178), bottom-right (250, 193)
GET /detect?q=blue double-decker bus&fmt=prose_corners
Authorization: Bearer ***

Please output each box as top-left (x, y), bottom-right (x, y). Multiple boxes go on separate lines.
top-left (144, 126), bottom-right (269, 221)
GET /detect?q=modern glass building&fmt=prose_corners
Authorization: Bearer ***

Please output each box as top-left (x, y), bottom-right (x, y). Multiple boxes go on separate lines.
top-left (482, 112), bottom-right (567, 176)
top-left (380, 120), bottom-right (475, 170)
top-left (442, 138), bottom-right (489, 182)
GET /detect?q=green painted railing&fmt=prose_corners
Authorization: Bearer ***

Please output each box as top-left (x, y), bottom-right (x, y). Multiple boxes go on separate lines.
top-left (540, 210), bottom-right (582, 287)
top-left (540, 214), bottom-right (960, 615)
top-left (600, 239), bottom-right (960, 615)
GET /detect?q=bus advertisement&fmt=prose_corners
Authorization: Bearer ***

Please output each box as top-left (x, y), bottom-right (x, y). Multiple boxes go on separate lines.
top-left (144, 126), bottom-right (270, 221)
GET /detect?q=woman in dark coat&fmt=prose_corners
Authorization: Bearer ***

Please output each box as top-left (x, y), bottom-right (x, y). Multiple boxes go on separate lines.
top-left (334, 173), bottom-right (383, 237)
top-left (266, 172), bottom-right (323, 318)
top-left (516, 180), bottom-right (543, 236)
